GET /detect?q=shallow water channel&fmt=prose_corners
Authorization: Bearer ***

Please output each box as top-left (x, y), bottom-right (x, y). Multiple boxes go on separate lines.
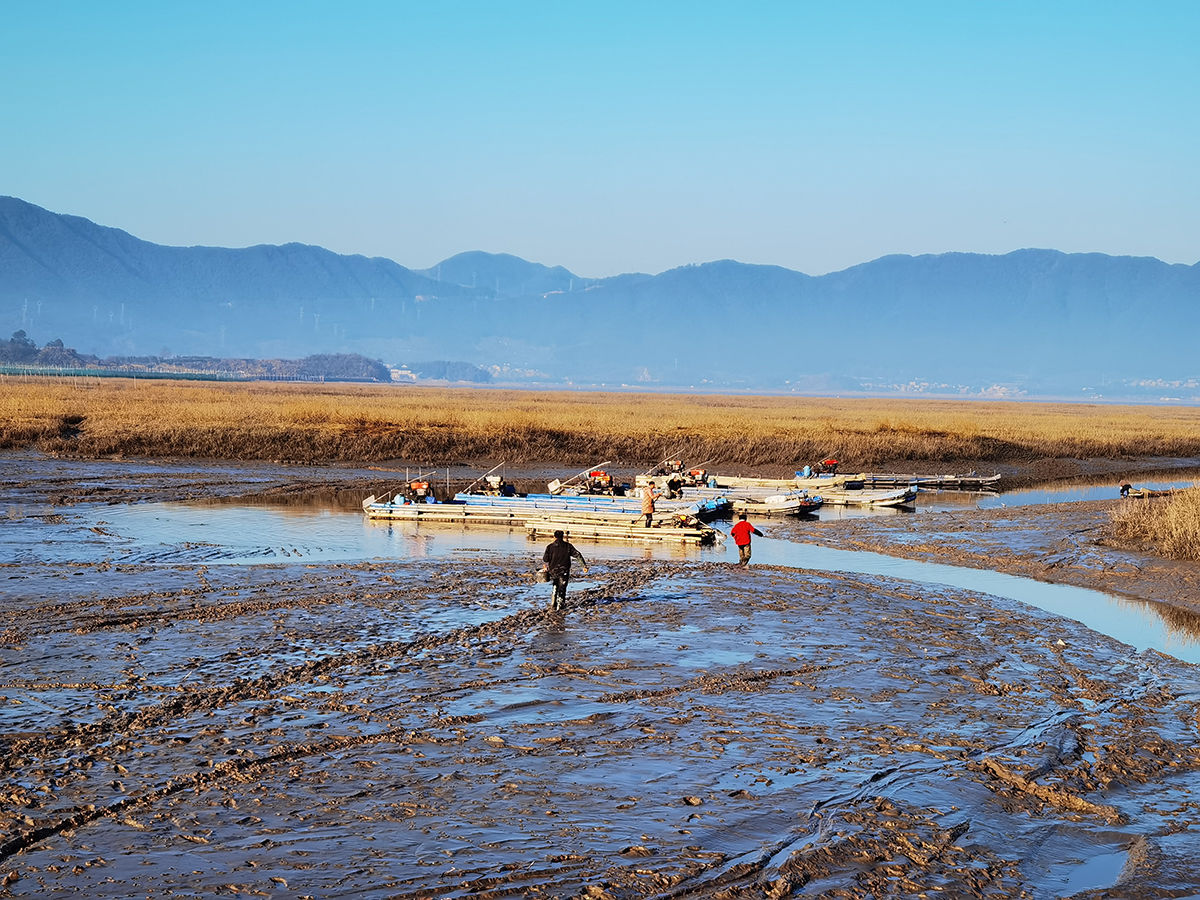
top-left (75, 490), bottom-right (1200, 666)
top-left (914, 476), bottom-right (1196, 514)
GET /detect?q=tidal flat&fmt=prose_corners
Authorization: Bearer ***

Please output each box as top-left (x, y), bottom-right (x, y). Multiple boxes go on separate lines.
top-left (2, 452), bottom-right (1199, 898)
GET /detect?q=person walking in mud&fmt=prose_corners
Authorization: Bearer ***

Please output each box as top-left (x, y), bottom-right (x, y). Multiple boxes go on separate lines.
top-left (730, 513), bottom-right (763, 567)
top-left (542, 529), bottom-right (588, 611)
top-left (641, 480), bottom-right (663, 527)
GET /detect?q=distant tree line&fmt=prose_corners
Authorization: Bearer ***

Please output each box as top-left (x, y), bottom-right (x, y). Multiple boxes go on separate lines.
top-left (2, 331), bottom-right (98, 367)
top-left (1, 331), bottom-right (393, 382)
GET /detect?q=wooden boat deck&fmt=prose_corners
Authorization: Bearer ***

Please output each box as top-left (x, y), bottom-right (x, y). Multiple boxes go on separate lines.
top-left (729, 494), bottom-right (823, 516)
top-left (363, 501), bottom-right (721, 543)
top-left (364, 503), bottom-right (527, 527)
top-left (525, 517), bottom-right (720, 545)
top-left (858, 472), bottom-right (1002, 491)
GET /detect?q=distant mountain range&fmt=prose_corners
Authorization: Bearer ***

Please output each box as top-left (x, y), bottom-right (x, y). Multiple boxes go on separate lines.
top-left (2, 195), bottom-right (1198, 399)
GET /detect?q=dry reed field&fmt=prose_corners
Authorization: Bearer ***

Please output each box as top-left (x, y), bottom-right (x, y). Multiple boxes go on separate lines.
top-left (1110, 487), bottom-right (1200, 561)
top-left (4, 377), bottom-right (1200, 469)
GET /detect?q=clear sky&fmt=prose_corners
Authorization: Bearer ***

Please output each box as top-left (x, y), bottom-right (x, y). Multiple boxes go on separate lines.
top-left (4, 1), bottom-right (1197, 277)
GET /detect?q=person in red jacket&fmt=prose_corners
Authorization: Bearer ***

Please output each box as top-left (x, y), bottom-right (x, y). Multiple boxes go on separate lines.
top-left (730, 513), bottom-right (763, 567)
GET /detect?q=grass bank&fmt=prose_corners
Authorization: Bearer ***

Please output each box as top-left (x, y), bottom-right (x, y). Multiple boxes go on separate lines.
top-left (1110, 487), bottom-right (1200, 561)
top-left (4, 378), bottom-right (1200, 470)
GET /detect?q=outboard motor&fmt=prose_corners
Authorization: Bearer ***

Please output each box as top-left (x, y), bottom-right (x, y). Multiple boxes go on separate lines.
top-left (587, 470), bottom-right (614, 494)
top-left (408, 480), bottom-right (434, 502)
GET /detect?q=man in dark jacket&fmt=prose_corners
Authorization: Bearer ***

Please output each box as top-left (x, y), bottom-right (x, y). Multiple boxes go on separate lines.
top-left (542, 530), bottom-right (588, 610)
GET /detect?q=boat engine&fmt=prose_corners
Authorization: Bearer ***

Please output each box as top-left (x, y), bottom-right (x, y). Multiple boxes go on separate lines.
top-left (586, 470), bottom-right (614, 494)
top-left (407, 480), bottom-right (434, 501)
top-left (483, 474), bottom-right (514, 495)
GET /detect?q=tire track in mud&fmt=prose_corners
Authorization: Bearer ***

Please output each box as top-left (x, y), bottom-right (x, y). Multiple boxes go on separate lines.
top-left (0, 603), bottom-right (544, 768)
top-left (598, 664), bottom-right (833, 705)
top-left (8, 590), bottom-right (352, 636)
top-left (0, 565), bottom-right (673, 863)
top-left (0, 721), bottom-right (451, 865)
top-left (1, 572), bottom-right (346, 633)
top-left (3, 561), bottom-right (537, 640)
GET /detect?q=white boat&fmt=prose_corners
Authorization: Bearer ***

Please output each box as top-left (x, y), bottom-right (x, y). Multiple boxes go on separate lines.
top-left (817, 485), bottom-right (918, 508)
top-left (729, 491), bottom-right (823, 517)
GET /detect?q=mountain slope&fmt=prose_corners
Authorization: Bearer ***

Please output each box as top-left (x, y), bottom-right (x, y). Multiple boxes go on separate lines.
top-left (0, 197), bottom-right (485, 357)
top-left (2, 196), bottom-right (1198, 396)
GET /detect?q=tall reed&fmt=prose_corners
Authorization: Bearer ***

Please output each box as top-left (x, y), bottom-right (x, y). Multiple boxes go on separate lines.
top-left (4, 378), bottom-right (1200, 469)
top-left (1109, 487), bottom-right (1200, 561)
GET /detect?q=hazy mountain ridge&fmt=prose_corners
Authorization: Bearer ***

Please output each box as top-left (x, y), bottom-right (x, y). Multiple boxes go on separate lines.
top-left (2, 196), bottom-right (1197, 398)
top-left (416, 250), bottom-right (593, 298)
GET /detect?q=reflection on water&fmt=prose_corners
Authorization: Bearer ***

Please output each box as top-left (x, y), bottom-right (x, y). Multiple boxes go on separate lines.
top-left (978, 477), bottom-right (1197, 509)
top-left (62, 498), bottom-right (1200, 665)
top-left (84, 502), bottom-right (707, 566)
top-left (794, 476), bottom-right (1197, 518)
top-left (1045, 849), bottom-right (1130, 896)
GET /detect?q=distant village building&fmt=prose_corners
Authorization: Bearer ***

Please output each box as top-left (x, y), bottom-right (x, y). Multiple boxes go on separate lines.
top-left (390, 366), bottom-right (417, 382)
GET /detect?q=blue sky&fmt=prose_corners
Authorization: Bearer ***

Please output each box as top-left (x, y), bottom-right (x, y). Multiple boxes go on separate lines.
top-left (4, 1), bottom-right (1197, 276)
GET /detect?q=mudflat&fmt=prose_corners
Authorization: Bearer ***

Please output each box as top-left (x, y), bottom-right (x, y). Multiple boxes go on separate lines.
top-left (2, 452), bottom-right (1199, 898)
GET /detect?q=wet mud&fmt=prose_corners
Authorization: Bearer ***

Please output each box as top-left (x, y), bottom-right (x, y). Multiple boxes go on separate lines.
top-left (3, 453), bottom-right (1200, 897)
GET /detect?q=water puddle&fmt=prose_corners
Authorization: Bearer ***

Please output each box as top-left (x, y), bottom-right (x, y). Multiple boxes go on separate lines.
top-left (915, 477), bottom-right (1196, 513)
top-left (63, 499), bottom-right (1200, 666)
top-left (1043, 849), bottom-right (1129, 895)
top-left (976, 477), bottom-right (1197, 509)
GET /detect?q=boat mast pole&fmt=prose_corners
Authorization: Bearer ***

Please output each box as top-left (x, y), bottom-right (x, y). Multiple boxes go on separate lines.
top-left (462, 461), bottom-right (507, 495)
top-left (641, 448), bottom-right (684, 477)
top-left (555, 460), bottom-right (612, 491)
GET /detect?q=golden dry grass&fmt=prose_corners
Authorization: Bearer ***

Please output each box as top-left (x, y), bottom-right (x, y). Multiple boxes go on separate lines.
top-left (4, 377), bottom-right (1200, 469)
top-left (1109, 487), bottom-right (1200, 561)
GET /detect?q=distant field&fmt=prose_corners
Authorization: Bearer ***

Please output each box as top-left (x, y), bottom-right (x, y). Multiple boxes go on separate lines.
top-left (4, 378), bottom-right (1200, 469)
